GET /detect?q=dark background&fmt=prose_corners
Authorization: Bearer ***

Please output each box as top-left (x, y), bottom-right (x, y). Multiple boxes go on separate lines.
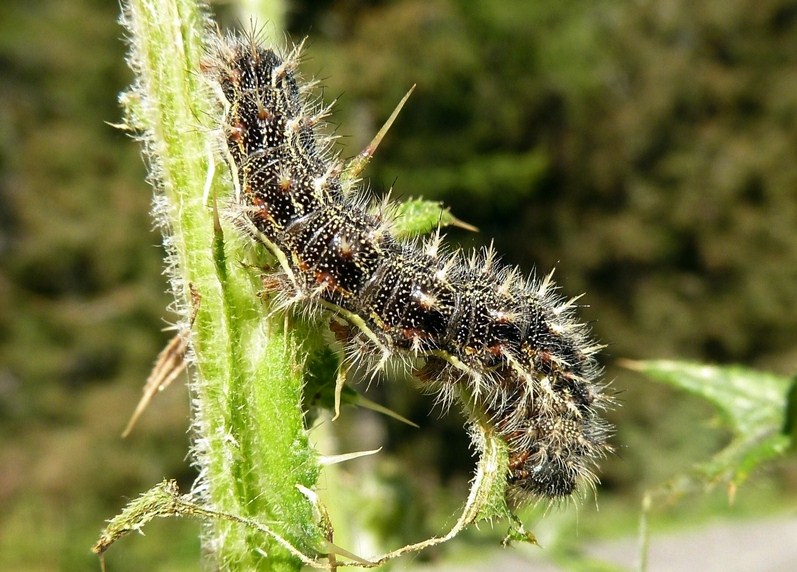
top-left (1, 0), bottom-right (796, 569)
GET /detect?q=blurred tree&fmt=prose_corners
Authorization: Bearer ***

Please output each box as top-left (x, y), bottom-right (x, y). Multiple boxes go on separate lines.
top-left (0, 0), bottom-right (195, 569)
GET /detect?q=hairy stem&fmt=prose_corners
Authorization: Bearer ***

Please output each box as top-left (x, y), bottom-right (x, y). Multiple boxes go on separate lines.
top-left (120, 0), bottom-right (322, 569)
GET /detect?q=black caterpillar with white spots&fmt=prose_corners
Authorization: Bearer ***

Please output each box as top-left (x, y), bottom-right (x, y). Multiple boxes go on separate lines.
top-left (207, 33), bottom-right (612, 500)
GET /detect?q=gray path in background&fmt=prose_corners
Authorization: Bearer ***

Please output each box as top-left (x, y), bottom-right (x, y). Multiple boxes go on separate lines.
top-left (588, 515), bottom-right (797, 572)
top-left (407, 515), bottom-right (797, 571)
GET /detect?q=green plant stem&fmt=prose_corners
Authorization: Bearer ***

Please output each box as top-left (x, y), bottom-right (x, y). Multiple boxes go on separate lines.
top-left (121, 0), bottom-right (322, 569)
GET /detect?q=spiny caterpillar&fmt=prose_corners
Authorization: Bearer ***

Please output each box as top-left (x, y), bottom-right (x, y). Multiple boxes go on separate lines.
top-left (207, 32), bottom-right (613, 500)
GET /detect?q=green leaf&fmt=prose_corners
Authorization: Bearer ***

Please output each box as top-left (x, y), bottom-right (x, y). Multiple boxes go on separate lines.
top-left (391, 197), bottom-right (477, 238)
top-left (622, 360), bottom-right (793, 490)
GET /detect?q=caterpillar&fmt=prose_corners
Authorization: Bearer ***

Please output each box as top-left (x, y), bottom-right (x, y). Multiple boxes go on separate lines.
top-left (206, 32), bottom-right (613, 501)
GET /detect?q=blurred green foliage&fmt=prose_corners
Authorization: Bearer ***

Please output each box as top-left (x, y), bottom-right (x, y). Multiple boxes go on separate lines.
top-left (1, 0), bottom-right (796, 569)
top-left (626, 360), bottom-right (794, 493)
